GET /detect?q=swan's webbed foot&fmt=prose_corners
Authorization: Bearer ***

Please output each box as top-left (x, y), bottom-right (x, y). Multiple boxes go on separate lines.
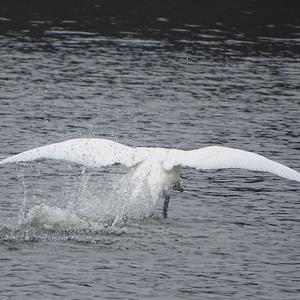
top-left (162, 190), bottom-right (170, 218)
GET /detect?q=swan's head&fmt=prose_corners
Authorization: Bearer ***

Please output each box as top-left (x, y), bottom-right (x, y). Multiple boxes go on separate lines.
top-left (171, 180), bottom-right (184, 192)
top-left (165, 165), bottom-right (183, 192)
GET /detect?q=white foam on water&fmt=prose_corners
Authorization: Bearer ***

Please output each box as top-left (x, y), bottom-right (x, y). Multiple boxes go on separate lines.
top-left (26, 205), bottom-right (92, 230)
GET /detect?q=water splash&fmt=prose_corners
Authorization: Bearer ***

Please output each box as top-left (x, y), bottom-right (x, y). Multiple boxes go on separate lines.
top-left (18, 166), bottom-right (159, 231)
top-left (17, 168), bottom-right (28, 225)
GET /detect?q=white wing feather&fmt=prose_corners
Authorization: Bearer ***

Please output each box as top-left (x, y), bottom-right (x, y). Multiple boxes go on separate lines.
top-left (0, 138), bottom-right (148, 168)
top-left (1, 139), bottom-right (299, 183)
top-left (164, 146), bottom-right (300, 182)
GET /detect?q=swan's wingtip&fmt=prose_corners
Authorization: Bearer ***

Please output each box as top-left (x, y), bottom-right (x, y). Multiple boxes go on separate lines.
top-left (0, 156), bottom-right (19, 165)
top-left (0, 158), bottom-right (10, 165)
top-left (0, 158), bottom-right (7, 165)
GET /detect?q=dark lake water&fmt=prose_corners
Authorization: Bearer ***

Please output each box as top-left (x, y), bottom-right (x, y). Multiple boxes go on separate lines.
top-left (0, 1), bottom-right (300, 299)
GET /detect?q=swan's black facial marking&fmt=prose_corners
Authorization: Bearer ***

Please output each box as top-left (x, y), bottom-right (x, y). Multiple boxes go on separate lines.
top-left (172, 181), bottom-right (184, 192)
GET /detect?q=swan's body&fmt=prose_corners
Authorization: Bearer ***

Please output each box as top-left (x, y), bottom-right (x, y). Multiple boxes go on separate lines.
top-left (1, 138), bottom-right (299, 217)
top-left (129, 159), bottom-right (181, 201)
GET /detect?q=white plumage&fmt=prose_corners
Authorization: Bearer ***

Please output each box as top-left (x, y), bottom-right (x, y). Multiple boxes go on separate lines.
top-left (1, 138), bottom-right (299, 217)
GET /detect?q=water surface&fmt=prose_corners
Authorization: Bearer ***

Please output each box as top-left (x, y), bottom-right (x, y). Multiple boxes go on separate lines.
top-left (0, 1), bottom-right (300, 299)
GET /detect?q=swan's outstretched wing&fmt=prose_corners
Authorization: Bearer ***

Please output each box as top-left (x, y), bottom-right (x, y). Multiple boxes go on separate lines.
top-left (164, 146), bottom-right (300, 182)
top-left (0, 138), bottom-right (148, 168)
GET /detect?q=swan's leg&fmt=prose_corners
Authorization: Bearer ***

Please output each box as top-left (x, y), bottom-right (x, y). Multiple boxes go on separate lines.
top-left (162, 190), bottom-right (170, 218)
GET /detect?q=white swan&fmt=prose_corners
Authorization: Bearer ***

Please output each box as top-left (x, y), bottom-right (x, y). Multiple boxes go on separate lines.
top-left (1, 138), bottom-right (299, 217)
